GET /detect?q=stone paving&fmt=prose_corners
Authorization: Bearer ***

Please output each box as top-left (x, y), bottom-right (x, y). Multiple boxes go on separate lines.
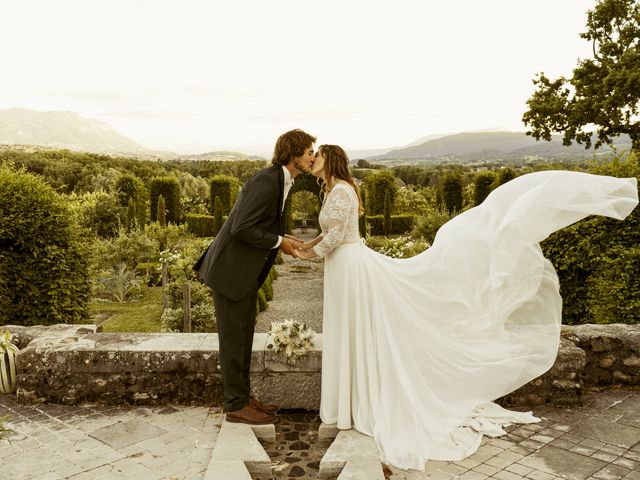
top-left (386, 389), bottom-right (640, 480)
top-left (1, 389), bottom-right (638, 479)
top-left (0, 393), bottom-right (224, 480)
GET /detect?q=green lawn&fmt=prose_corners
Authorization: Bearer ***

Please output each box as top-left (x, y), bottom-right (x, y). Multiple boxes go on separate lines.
top-left (89, 287), bottom-right (164, 333)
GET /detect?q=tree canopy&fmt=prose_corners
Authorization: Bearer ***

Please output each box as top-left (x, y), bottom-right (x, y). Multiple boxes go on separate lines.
top-left (523, 0), bottom-right (640, 150)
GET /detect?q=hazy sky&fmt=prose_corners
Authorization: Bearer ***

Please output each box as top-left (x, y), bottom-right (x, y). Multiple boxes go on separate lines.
top-left (1, 0), bottom-right (596, 155)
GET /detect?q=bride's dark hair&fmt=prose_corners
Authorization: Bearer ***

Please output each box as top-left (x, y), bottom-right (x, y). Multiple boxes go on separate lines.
top-left (318, 144), bottom-right (364, 216)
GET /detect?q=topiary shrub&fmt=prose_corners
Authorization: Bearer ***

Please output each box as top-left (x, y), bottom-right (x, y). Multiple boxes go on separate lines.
top-left (157, 195), bottom-right (167, 227)
top-left (441, 171), bottom-right (464, 214)
top-left (209, 175), bottom-right (240, 216)
top-left (269, 265), bottom-right (278, 281)
top-left (474, 171), bottom-right (496, 206)
top-left (0, 165), bottom-right (90, 325)
top-left (364, 170), bottom-right (398, 215)
top-left (366, 214), bottom-right (415, 235)
top-left (257, 289), bottom-right (268, 312)
top-left (185, 214), bottom-right (214, 237)
top-left (150, 177), bottom-right (181, 224)
top-left (115, 173), bottom-right (147, 227)
top-left (213, 196), bottom-right (225, 235)
top-left (261, 275), bottom-right (274, 301)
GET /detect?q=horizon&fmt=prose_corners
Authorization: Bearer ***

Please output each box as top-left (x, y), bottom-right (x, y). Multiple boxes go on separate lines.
top-left (1, 0), bottom-right (596, 156)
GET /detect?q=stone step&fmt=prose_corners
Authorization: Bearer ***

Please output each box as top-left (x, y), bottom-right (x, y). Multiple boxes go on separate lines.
top-left (319, 427), bottom-right (384, 480)
top-left (204, 460), bottom-right (252, 480)
top-left (319, 422), bottom-right (340, 442)
top-left (206, 420), bottom-right (275, 479)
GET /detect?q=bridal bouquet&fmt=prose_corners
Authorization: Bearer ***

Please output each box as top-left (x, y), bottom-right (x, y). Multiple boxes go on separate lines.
top-left (267, 319), bottom-right (316, 364)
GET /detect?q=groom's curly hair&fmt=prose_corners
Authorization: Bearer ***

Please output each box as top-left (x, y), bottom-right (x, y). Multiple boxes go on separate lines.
top-left (272, 129), bottom-right (316, 166)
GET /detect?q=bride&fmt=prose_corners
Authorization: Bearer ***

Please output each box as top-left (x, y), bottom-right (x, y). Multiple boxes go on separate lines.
top-left (293, 144), bottom-right (638, 470)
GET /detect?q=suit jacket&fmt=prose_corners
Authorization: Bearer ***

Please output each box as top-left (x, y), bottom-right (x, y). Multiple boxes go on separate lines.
top-left (193, 165), bottom-right (284, 301)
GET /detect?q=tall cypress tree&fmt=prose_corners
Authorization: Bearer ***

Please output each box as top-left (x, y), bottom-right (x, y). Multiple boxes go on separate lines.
top-left (383, 190), bottom-right (392, 237)
top-left (157, 195), bottom-right (167, 227)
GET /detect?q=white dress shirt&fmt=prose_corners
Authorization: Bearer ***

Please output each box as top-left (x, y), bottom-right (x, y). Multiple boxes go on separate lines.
top-left (272, 166), bottom-right (294, 249)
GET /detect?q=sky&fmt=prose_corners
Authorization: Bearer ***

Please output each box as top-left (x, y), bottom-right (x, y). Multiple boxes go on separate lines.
top-left (1, 0), bottom-right (597, 156)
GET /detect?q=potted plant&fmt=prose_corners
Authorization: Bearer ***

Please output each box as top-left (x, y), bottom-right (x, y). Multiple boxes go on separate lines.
top-left (0, 330), bottom-right (18, 393)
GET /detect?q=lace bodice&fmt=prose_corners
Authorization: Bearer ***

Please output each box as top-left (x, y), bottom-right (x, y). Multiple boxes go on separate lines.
top-left (312, 183), bottom-right (361, 258)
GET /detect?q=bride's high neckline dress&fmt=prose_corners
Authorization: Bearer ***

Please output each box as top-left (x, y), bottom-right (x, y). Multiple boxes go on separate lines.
top-left (310, 172), bottom-right (638, 470)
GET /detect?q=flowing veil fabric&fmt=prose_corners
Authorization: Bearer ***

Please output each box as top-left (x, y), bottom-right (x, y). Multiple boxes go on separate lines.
top-left (316, 171), bottom-right (638, 470)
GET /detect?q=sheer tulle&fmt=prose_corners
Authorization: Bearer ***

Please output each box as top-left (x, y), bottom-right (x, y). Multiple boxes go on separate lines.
top-left (318, 171), bottom-right (638, 470)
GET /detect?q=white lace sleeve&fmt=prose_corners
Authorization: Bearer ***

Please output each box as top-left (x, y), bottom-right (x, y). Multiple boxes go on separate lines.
top-left (313, 187), bottom-right (353, 258)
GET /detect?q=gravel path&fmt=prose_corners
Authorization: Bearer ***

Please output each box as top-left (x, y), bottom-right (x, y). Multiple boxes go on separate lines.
top-left (255, 230), bottom-right (325, 333)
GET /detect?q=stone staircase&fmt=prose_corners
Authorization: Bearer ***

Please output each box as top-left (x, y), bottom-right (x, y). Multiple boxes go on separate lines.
top-left (206, 418), bottom-right (383, 480)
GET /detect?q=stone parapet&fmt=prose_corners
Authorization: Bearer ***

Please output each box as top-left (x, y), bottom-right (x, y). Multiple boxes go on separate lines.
top-left (4, 324), bottom-right (321, 408)
top-left (500, 324), bottom-right (640, 407)
top-left (2, 323), bottom-right (638, 408)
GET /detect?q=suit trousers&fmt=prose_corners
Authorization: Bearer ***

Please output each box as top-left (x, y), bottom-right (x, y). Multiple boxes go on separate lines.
top-left (213, 281), bottom-right (259, 412)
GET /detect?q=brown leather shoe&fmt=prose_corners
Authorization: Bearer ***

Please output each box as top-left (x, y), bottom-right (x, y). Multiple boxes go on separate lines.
top-left (249, 396), bottom-right (279, 415)
top-left (226, 404), bottom-right (277, 425)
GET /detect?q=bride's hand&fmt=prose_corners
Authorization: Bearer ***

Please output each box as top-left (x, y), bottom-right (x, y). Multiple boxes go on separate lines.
top-left (294, 248), bottom-right (316, 260)
top-left (297, 241), bottom-right (314, 251)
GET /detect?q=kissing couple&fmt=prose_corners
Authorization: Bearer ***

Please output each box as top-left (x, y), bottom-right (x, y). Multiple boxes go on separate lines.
top-left (194, 129), bottom-right (638, 470)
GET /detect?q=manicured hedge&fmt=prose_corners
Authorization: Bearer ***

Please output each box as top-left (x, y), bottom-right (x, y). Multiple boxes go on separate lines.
top-left (541, 155), bottom-right (640, 325)
top-left (0, 165), bottom-right (90, 325)
top-left (209, 175), bottom-right (239, 216)
top-left (150, 177), bottom-right (181, 224)
top-left (185, 214), bottom-right (215, 237)
top-left (366, 214), bottom-right (415, 235)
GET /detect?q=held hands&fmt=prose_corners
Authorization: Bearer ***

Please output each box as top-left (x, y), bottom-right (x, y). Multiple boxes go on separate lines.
top-left (293, 248), bottom-right (316, 260)
top-left (280, 236), bottom-right (304, 256)
top-left (279, 234), bottom-right (318, 259)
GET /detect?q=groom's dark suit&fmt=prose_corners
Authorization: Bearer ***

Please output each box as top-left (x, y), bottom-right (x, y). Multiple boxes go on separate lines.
top-left (194, 165), bottom-right (285, 412)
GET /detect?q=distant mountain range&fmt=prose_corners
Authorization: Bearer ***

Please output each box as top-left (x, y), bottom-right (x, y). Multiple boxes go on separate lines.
top-left (0, 108), bottom-right (631, 165)
top-left (367, 131), bottom-right (632, 164)
top-left (346, 133), bottom-right (445, 160)
top-left (0, 108), bottom-right (269, 161)
top-left (177, 151), bottom-right (266, 162)
top-left (0, 108), bottom-right (149, 154)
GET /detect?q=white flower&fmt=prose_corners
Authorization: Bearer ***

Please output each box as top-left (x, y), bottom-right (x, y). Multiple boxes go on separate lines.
top-left (267, 319), bottom-right (316, 365)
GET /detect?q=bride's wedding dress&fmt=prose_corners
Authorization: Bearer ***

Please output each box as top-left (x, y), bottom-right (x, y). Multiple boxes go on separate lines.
top-left (310, 171), bottom-right (638, 470)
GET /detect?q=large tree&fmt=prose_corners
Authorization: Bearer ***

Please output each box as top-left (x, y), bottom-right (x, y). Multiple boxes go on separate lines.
top-left (523, 0), bottom-right (640, 150)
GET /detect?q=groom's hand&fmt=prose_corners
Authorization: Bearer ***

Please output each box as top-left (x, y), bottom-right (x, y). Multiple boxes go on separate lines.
top-left (280, 237), bottom-right (303, 256)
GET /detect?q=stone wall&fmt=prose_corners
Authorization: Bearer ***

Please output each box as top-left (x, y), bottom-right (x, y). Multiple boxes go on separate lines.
top-left (2, 323), bottom-right (638, 408)
top-left (5, 324), bottom-right (321, 409)
top-left (500, 324), bottom-right (640, 407)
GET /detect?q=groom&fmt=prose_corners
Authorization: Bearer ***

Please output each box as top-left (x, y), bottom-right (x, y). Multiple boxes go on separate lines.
top-left (194, 129), bottom-right (316, 424)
